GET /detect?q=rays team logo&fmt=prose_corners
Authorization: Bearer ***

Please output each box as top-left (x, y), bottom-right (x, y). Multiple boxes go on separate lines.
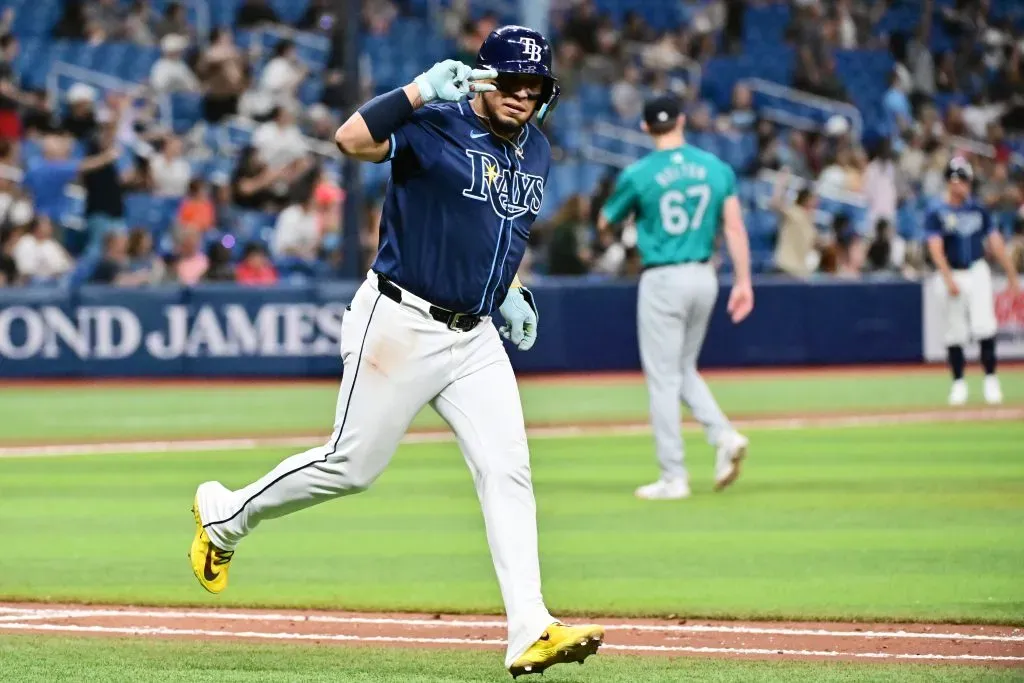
top-left (942, 211), bottom-right (983, 236)
top-left (462, 149), bottom-right (544, 220)
top-left (519, 37), bottom-right (542, 61)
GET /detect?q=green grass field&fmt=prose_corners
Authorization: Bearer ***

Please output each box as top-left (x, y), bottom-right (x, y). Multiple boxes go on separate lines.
top-left (2, 369), bottom-right (1023, 442)
top-left (2, 636), bottom-right (1019, 683)
top-left (1, 369), bottom-right (1022, 681)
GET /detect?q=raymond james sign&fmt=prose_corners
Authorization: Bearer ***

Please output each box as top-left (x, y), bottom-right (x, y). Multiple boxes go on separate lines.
top-left (0, 303), bottom-right (347, 361)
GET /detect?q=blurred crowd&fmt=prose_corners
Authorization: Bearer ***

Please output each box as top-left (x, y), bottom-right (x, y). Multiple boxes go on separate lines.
top-left (525, 0), bottom-right (1024, 282)
top-left (1, 0), bottom-right (1023, 289)
top-left (0, 0), bottom-right (357, 288)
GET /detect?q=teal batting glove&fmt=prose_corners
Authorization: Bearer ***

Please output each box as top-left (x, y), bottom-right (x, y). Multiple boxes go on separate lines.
top-left (414, 60), bottom-right (497, 104)
top-left (499, 287), bottom-right (539, 351)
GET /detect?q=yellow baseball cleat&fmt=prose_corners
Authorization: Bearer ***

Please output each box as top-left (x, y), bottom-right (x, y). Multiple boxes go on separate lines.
top-left (508, 622), bottom-right (605, 678)
top-left (188, 497), bottom-right (233, 594)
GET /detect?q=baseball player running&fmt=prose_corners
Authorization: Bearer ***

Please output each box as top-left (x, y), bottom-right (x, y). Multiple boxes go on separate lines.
top-left (925, 156), bottom-right (1019, 406)
top-left (598, 95), bottom-right (754, 501)
top-left (188, 26), bottom-right (603, 677)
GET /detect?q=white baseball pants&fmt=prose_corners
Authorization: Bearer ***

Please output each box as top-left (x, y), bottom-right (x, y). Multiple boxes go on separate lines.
top-left (196, 273), bottom-right (553, 666)
top-left (637, 262), bottom-right (733, 481)
top-left (937, 259), bottom-right (998, 346)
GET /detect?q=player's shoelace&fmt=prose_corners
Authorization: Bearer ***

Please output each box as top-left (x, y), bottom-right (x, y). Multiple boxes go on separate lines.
top-left (211, 548), bottom-right (234, 565)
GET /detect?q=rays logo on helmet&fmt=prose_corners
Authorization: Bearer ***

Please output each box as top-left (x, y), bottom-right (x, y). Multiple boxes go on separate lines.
top-left (518, 37), bottom-right (542, 62)
top-left (462, 149), bottom-right (544, 220)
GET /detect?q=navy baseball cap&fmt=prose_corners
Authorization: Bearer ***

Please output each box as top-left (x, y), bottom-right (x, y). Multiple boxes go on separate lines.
top-left (643, 94), bottom-right (681, 128)
top-left (945, 156), bottom-right (974, 182)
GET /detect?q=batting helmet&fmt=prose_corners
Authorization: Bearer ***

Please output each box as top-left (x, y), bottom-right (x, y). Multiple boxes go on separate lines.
top-left (945, 156), bottom-right (974, 182)
top-left (475, 25), bottom-right (560, 125)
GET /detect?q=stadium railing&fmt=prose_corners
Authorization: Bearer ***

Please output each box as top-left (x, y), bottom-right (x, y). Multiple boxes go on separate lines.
top-left (745, 77), bottom-right (863, 142)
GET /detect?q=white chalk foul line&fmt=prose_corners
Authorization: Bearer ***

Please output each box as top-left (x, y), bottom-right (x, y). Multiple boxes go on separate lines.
top-left (0, 622), bottom-right (1021, 662)
top-left (0, 607), bottom-right (1020, 643)
top-left (0, 408), bottom-right (1021, 459)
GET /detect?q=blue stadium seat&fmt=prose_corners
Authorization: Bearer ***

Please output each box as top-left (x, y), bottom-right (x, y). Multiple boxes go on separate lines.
top-left (170, 92), bottom-right (204, 135)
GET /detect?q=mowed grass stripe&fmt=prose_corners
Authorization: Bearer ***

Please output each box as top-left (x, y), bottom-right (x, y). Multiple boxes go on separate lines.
top-left (0, 422), bottom-right (1021, 623)
top-left (0, 370), bottom-right (1020, 443)
top-left (1, 635), bottom-right (1020, 683)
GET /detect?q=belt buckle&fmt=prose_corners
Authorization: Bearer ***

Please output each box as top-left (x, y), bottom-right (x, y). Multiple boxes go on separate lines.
top-left (447, 312), bottom-right (467, 332)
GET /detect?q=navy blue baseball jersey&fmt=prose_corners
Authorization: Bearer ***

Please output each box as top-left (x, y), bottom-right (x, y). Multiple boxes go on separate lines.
top-left (924, 197), bottom-right (995, 270)
top-left (372, 100), bottom-right (550, 315)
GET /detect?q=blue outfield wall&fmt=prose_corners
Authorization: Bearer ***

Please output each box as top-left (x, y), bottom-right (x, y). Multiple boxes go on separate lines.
top-left (0, 278), bottom-right (923, 378)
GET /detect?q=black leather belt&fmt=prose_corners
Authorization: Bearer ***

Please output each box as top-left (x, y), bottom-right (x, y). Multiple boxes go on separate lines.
top-left (375, 273), bottom-right (483, 332)
top-left (641, 259), bottom-right (710, 273)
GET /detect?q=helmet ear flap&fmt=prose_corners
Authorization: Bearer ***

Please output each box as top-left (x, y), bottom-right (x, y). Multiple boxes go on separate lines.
top-left (537, 82), bottom-right (560, 126)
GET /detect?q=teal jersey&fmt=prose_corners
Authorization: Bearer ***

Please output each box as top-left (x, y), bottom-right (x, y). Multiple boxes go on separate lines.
top-left (600, 144), bottom-right (737, 267)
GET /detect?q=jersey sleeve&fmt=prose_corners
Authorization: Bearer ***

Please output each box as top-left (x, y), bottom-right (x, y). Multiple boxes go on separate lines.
top-left (601, 169), bottom-right (637, 224)
top-left (923, 207), bottom-right (943, 238)
top-left (722, 163), bottom-right (737, 198)
top-left (380, 108), bottom-right (443, 172)
top-left (981, 206), bottom-right (996, 235)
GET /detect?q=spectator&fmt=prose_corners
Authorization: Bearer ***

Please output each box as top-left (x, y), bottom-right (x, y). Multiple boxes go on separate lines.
top-left (817, 146), bottom-right (857, 194)
top-left (52, 0), bottom-right (88, 39)
top-left (235, 0), bottom-right (280, 29)
top-left (171, 227), bottom-right (208, 284)
top-left (771, 170), bottom-right (820, 278)
top-left (21, 90), bottom-right (60, 137)
top-left (562, 0), bottom-right (600, 54)
top-left (23, 134), bottom-right (118, 225)
top-left (834, 0), bottom-right (858, 49)
top-left (863, 139), bottom-right (898, 232)
top-left (920, 140), bottom-right (949, 198)
top-left (935, 51), bottom-right (960, 93)
top-left (236, 241), bottom-right (279, 285)
top-left (963, 93), bottom-right (1010, 140)
top-left (313, 166), bottom-right (343, 236)
top-left (123, 0), bottom-right (157, 46)
top-left (981, 162), bottom-right (1020, 213)
top-left (728, 83), bottom-right (756, 132)
top-left (943, 103), bottom-right (968, 137)
top-left (85, 0), bottom-right (126, 41)
top-left (259, 40), bottom-right (308, 103)
top-left (818, 213), bottom-right (863, 277)
top-left (231, 146), bottom-right (286, 211)
top-left (899, 130), bottom-right (927, 191)
top-left (90, 230), bottom-right (137, 285)
top-left (149, 135), bottom-right (191, 197)
top-left (125, 226), bottom-right (166, 284)
top-left (177, 178), bottom-right (216, 232)
top-left (12, 215), bottom-right (72, 281)
top-left (621, 10), bottom-right (652, 44)
top-left (204, 239), bottom-right (235, 282)
top-left (0, 226), bottom-right (18, 285)
top-left (61, 83), bottom-right (99, 141)
top-left (81, 104), bottom-right (139, 253)
top-left (0, 33), bottom-right (24, 143)
top-left (272, 180), bottom-right (320, 260)
top-left (866, 218), bottom-right (907, 274)
top-left (303, 103), bottom-right (337, 141)
top-left (155, 1), bottom-right (189, 39)
top-left (642, 31), bottom-right (686, 72)
top-left (252, 105), bottom-right (308, 170)
top-left (0, 177), bottom-right (32, 230)
top-left (916, 103), bottom-right (946, 140)
top-left (151, 34), bottom-right (200, 94)
top-left (546, 194), bottom-right (592, 276)
top-left (882, 69), bottom-right (913, 146)
top-left (610, 65), bottom-right (643, 122)
top-left (774, 130), bottom-right (812, 179)
top-left (197, 28), bottom-right (245, 124)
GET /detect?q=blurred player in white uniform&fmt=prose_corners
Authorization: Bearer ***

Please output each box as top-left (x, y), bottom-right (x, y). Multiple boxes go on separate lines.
top-left (924, 157), bottom-right (1020, 405)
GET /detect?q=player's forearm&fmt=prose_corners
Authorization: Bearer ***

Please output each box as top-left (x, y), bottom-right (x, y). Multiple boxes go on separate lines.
top-left (724, 223), bottom-right (752, 284)
top-left (722, 197), bottom-right (751, 284)
top-left (334, 84), bottom-right (423, 162)
top-left (988, 232), bottom-right (1020, 283)
top-left (927, 237), bottom-right (955, 282)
